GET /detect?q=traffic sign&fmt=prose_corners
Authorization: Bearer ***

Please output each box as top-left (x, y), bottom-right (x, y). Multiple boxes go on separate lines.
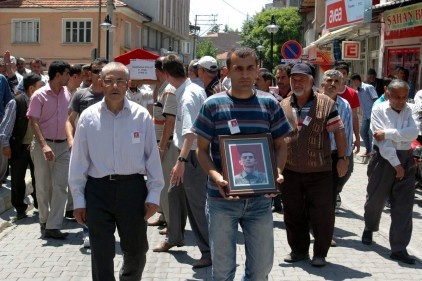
top-left (281, 40), bottom-right (303, 59)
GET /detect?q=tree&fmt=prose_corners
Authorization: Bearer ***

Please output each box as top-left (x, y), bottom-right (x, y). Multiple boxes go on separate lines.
top-left (195, 39), bottom-right (218, 59)
top-left (240, 7), bottom-right (303, 72)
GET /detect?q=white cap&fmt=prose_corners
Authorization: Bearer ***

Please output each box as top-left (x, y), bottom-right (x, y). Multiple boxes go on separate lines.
top-left (198, 56), bottom-right (218, 71)
top-left (10, 56), bottom-right (16, 64)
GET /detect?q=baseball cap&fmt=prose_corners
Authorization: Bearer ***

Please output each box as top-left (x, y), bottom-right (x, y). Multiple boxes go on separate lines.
top-left (290, 63), bottom-right (314, 77)
top-left (198, 56), bottom-right (218, 71)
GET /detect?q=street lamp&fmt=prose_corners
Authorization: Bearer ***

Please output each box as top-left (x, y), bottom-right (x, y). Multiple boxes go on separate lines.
top-left (100, 15), bottom-right (115, 61)
top-left (266, 15), bottom-right (279, 73)
top-left (256, 42), bottom-right (265, 68)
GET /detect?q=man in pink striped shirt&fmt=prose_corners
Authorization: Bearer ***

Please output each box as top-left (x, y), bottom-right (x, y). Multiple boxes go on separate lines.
top-left (27, 60), bottom-right (71, 239)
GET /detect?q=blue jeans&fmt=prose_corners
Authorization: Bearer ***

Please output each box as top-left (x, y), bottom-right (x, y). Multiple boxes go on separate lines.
top-left (206, 197), bottom-right (273, 281)
top-left (360, 118), bottom-right (373, 153)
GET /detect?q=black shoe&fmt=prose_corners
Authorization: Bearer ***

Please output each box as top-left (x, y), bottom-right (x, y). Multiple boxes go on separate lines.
top-left (15, 212), bottom-right (28, 221)
top-left (362, 230), bottom-right (373, 245)
top-left (40, 223), bottom-right (46, 230)
top-left (390, 250), bottom-right (416, 265)
top-left (284, 252), bottom-right (310, 263)
top-left (44, 229), bottom-right (69, 239)
top-left (65, 210), bottom-right (74, 219)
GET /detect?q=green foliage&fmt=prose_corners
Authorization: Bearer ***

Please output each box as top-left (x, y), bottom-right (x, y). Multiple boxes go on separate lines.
top-left (196, 39), bottom-right (218, 59)
top-left (240, 7), bottom-right (303, 72)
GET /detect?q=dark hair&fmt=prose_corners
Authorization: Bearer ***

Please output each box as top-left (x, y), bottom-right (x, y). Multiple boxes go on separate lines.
top-left (90, 57), bottom-right (108, 68)
top-left (350, 73), bottom-right (362, 82)
top-left (260, 71), bottom-right (273, 82)
top-left (30, 58), bottom-right (43, 65)
top-left (48, 60), bottom-right (70, 80)
top-left (154, 57), bottom-right (165, 71)
top-left (334, 61), bottom-right (349, 74)
top-left (226, 47), bottom-right (258, 69)
top-left (162, 54), bottom-right (186, 78)
top-left (69, 64), bottom-right (82, 76)
top-left (274, 64), bottom-right (292, 76)
top-left (23, 73), bottom-right (42, 91)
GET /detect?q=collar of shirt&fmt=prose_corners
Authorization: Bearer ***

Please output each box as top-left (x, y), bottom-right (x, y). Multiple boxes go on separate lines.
top-left (290, 91), bottom-right (315, 107)
top-left (100, 97), bottom-right (131, 114)
top-left (175, 79), bottom-right (191, 98)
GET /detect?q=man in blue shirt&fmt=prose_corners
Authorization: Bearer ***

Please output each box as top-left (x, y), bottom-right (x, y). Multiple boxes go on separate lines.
top-left (350, 73), bottom-right (378, 156)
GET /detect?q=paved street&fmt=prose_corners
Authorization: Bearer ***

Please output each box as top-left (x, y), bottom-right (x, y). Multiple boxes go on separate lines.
top-left (0, 158), bottom-right (421, 280)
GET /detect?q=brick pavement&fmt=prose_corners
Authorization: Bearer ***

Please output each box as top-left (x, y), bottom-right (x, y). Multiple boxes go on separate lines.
top-left (0, 158), bottom-right (421, 280)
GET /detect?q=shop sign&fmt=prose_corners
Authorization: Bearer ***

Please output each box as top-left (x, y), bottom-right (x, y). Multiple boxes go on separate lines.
top-left (342, 41), bottom-right (361, 60)
top-left (384, 3), bottom-right (422, 32)
top-left (325, 0), bottom-right (372, 30)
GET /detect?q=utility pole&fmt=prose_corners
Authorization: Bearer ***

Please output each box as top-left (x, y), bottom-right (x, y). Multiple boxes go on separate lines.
top-left (107, 0), bottom-right (114, 61)
top-left (97, 0), bottom-right (102, 58)
top-left (192, 14), bottom-right (218, 60)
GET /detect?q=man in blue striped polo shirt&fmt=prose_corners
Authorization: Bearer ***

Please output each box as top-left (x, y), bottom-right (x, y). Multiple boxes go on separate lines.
top-left (193, 47), bottom-right (292, 280)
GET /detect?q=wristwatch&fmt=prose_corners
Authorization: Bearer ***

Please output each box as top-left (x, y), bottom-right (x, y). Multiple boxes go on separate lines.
top-left (338, 155), bottom-right (348, 161)
top-left (177, 156), bottom-right (188, 163)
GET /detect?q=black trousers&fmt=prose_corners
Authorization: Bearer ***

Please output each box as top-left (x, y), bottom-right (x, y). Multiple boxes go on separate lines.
top-left (282, 169), bottom-right (334, 258)
top-left (11, 144), bottom-right (36, 213)
top-left (86, 175), bottom-right (148, 281)
top-left (331, 152), bottom-right (354, 206)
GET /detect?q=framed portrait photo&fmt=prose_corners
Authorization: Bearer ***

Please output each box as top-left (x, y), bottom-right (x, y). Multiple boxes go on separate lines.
top-left (219, 133), bottom-right (279, 196)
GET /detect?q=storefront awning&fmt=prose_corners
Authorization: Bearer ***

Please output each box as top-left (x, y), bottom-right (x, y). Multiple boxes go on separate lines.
top-left (311, 26), bottom-right (355, 46)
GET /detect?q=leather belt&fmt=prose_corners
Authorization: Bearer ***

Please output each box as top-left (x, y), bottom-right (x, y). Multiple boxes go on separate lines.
top-left (101, 174), bottom-right (144, 181)
top-left (46, 139), bottom-right (67, 143)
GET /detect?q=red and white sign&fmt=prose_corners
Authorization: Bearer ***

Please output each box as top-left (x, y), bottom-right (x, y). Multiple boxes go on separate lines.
top-left (325, 0), bottom-right (367, 30)
top-left (341, 41), bottom-right (361, 60)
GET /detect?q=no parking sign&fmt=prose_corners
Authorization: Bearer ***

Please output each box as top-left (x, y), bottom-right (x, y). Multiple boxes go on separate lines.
top-left (281, 40), bottom-right (303, 59)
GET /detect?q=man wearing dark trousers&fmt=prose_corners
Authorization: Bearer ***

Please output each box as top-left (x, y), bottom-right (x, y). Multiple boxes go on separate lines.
top-left (69, 62), bottom-right (164, 280)
top-left (0, 73), bottom-right (42, 219)
top-left (362, 79), bottom-right (418, 265)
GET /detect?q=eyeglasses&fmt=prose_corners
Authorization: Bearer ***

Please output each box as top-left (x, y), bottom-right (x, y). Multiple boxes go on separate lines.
top-left (102, 79), bottom-right (128, 87)
top-left (91, 68), bottom-right (102, 75)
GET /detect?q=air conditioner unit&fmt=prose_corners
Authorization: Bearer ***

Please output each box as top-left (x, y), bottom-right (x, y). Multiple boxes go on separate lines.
top-left (182, 41), bottom-right (191, 54)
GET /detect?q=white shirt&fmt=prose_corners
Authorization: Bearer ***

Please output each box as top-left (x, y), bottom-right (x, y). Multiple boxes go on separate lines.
top-left (173, 79), bottom-right (207, 150)
top-left (126, 85), bottom-right (153, 109)
top-left (68, 98), bottom-right (164, 208)
top-left (371, 101), bottom-right (418, 167)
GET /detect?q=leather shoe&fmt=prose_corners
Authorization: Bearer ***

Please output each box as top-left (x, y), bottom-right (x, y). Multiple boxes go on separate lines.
top-left (15, 212), bottom-right (28, 221)
top-left (390, 250), bottom-right (416, 264)
top-left (147, 218), bottom-right (166, 227)
top-left (44, 229), bottom-right (69, 239)
top-left (330, 238), bottom-right (337, 247)
top-left (159, 227), bottom-right (168, 235)
top-left (192, 258), bottom-right (212, 268)
top-left (312, 257), bottom-right (326, 267)
top-left (284, 252), bottom-right (310, 263)
top-left (362, 230), bottom-right (373, 245)
top-left (152, 241), bottom-right (184, 252)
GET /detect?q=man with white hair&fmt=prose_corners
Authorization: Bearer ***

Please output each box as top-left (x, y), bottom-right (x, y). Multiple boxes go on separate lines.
top-left (197, 55), bottom-right (223, 97)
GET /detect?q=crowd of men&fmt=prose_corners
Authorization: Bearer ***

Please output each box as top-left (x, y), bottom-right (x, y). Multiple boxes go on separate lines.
top-left (0, 47), bottom-right (419, 280)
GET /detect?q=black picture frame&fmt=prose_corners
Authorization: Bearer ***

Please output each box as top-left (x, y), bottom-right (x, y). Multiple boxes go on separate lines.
top-left (219, 133), bottom-right (279, 196)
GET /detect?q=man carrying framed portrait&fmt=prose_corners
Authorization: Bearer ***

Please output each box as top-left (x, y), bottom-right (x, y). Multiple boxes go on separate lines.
top-left (193, 47), bottom-right (292, 280)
